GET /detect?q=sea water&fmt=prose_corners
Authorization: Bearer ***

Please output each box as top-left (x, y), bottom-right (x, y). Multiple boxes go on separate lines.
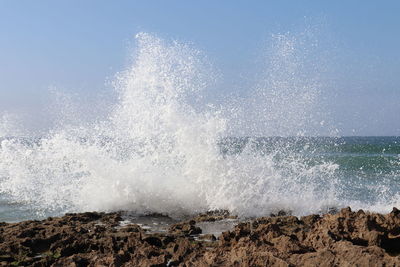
top-left (0, 33), bottom-right (399, 222)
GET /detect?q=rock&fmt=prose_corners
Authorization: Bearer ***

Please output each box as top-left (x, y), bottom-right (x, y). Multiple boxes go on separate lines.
top-left (168, 220), bottom-right (202, 236)
top-left (1, 208), bottom-right (400, 266)
top-left (143, 236), bottom-right (163, 247)
top-left (197, 234), bottom-right (217, 242)
top-left (192, 209), bottom-right (236, 222)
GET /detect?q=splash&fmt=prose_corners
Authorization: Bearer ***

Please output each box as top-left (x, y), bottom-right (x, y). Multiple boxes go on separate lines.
top-left (0, 112), bottom-right (22, 137)
top-left (229, 29), bottom-right (333, 137)
top-left (0, 32), bottom-right (387, 219)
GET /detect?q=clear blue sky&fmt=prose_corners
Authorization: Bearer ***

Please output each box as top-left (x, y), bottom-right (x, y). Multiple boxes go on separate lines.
top-left (0, 1), bottom-right (399, 135)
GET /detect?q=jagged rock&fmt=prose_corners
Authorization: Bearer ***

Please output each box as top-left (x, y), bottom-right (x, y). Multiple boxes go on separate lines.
top-left (168, 220), bottom-right (202, 236)
top-left (1, 208), bottom-right (400, 266)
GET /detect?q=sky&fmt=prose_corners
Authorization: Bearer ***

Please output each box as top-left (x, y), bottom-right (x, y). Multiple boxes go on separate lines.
top-left (0, 0), bottom-right (399, 136)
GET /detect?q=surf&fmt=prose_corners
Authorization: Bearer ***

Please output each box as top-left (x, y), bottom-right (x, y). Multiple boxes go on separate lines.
top-left (0, 32), bottom-right (398, 221)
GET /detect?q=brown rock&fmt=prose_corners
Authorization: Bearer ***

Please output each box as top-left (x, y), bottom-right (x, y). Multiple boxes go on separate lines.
top-left (1, 208), bottom-right (400, 266)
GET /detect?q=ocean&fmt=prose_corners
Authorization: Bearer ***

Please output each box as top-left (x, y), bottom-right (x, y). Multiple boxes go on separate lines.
top-left (1, 136), bottom-right (399, 222)
top-left (0, 33), bottom-right (399, 222)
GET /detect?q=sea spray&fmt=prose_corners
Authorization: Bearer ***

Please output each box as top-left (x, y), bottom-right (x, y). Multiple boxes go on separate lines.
top-left (0, 33), bottom-right (227, 217)
top-left (2, 32), bottom-right (397, 220)
top-left (231, 29), bottom-right (333, 137)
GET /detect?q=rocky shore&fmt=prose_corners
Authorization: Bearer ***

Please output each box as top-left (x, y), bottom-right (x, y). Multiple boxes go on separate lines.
top-left (1, 207), bottom-right (400, 266)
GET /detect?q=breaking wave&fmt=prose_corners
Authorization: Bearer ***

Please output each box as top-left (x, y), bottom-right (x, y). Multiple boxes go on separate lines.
top-left (0, 32), bottom-right (398, 219)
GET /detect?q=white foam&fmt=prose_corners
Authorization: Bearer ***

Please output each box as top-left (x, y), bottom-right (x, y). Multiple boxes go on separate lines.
top-left (0, 32), bottom-right (381, 219)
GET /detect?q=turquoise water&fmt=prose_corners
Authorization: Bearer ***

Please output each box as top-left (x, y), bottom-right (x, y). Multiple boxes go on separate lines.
top-left (0, 136), bottom-right (399, 222)
top-left (223, 136), bottom-right (400, 197)
top-left (0, 33), bottom-right (398, 222)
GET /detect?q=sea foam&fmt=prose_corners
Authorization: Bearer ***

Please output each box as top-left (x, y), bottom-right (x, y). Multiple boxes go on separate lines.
top-left (1, 32), bottom-right (395, 219)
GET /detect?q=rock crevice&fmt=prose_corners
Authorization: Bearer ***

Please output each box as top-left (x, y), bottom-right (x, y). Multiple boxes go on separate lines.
top-left (1, 207), bottom-right (400, 266)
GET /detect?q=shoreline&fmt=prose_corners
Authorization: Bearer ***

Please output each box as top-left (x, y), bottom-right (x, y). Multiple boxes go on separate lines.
top-left (1, 207), bottom-right (400, 266)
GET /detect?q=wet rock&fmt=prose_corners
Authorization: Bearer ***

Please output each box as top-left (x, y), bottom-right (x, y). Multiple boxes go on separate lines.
top-left (193, 210), bottom-right (237, 222)
top-left (1, 208), bottom-right (400, 266)
top-left (143, 236), bottom-right (163, 247)
top-left (168, 220), bottom-right (202, 236)
top-left (197, 234), bottom-right (217, 242)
